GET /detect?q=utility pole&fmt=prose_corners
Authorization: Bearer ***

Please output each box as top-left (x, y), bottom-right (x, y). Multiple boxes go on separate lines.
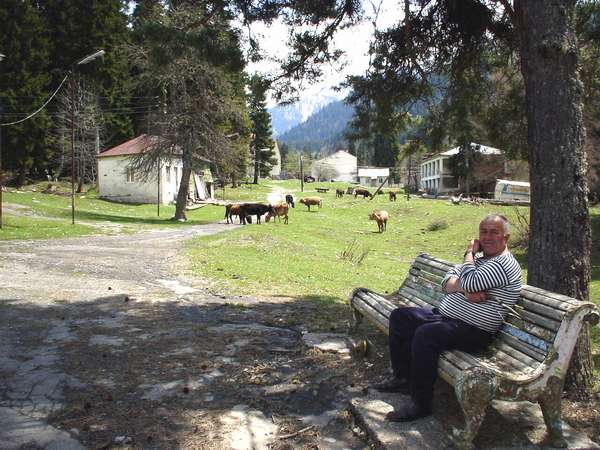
top-left (300, 155), bottom-right (304, 192)
top-left (70, 74), bottom-right (76, 225)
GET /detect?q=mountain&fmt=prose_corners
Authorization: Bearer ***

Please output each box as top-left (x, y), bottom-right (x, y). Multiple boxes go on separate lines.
top-left (276, 100), bottom-right (354, 152)
top-left (269, 93), bottom-right (342, 136)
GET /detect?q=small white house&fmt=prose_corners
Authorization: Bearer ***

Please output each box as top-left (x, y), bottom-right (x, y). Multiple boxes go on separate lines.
top-left (97, 134), bottom-right (214, 204)
top-left (357, 167), bottom-right (390, 187)
top-left (311, 150), bottom-right (357, 182)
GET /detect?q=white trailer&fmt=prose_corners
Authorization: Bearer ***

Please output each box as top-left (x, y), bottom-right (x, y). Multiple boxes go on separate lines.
top-left (494, 179), bottom-right (530, 202)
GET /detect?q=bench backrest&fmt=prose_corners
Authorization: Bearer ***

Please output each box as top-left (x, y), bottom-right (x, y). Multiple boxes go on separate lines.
top-left (398, 253), bottom-right (589, 370)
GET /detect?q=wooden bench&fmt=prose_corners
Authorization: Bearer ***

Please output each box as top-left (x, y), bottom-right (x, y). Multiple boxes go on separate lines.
top-left (316, 187), bottom-right (329, 193)
top-left (349, 253), bottom-right (599, 450)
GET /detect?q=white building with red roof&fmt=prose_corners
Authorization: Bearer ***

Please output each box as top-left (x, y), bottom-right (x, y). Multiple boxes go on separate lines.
top-left (97, 134), bottom-right (214, 204)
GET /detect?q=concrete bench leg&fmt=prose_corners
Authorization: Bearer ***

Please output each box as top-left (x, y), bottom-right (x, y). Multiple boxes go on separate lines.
top-left (350, 307), bottom-right (363, 333)
top-left (539, 376), bottom-right (567, 448)
top-left (452, 367), bottom-right (497, 450)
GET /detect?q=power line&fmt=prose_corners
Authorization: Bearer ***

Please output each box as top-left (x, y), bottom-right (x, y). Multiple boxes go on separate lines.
top-left (0, 75), bottom-right (69, 127)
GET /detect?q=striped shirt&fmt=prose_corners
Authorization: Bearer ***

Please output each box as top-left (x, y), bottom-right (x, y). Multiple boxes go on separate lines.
top-left (439, 252), bottom-right (522, 333)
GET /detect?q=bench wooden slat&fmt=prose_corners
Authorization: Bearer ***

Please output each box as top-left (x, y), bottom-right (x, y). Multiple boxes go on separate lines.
top-left (518, 297), bottom-right (567, 322)
top-left (399, 284), bottom-right (440, 308)
top-left (506, 308), bottom-right (560, 334)
top-left (403, 278), bottom-right (443, 302)
top-left (409, 267), bottom-right (445, 285)
top-left (405, 275), bottom-right (445, 297)
top-left (523, 285), bottom-right (582, 307)
top-left (352, 300), bottom-right (389, 333)
top-left (495, 330), bottom-right (547, 362)
top-left (354, 290), bottom-right (397, 317)
top-left (415, 253), bottom-right (454, 272)
top-left (494, 341), bottom-right (542, 368)
top-left (412, 260), bottom-right (449, 278)
top-left (500, 323), bottom-right (551, 352)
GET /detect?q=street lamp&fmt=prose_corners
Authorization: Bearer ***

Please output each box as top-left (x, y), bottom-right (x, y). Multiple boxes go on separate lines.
top-left (0, 53), bottom-right (5, 229)
top-left (70, 50), bottom-right (105, 224)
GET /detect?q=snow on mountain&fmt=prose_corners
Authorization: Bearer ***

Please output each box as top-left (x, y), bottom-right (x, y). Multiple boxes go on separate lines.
top-left (269, 92), bottom-right (343, 137)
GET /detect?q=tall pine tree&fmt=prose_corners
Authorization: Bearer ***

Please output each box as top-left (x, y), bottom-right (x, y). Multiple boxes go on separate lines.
top-left (0, 1), bottom-right (51, 185)
top-left (248, 75), bottom-right (276, 183)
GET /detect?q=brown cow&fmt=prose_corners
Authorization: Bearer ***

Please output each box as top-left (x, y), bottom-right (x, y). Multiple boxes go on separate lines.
top-left (299, 196), bottom-right (322, 211)
top-left (389, 191), bottom-right (397, 201)
top-left (369, 210), bottom-right (389, 233)
top-left (335, 188), bottom-right (344, 198)
top-left (225, 203), bottom-right (246, 224)
top-left (266, 202), bottom-right (289, 224)
top-left (354, 188), bottom-right (372, 199)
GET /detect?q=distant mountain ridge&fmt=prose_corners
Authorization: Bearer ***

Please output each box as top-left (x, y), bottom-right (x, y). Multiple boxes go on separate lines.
top-left (276, 100), bottom-right (354, 152)
top-left (269, 93), bottom-right (342, 136)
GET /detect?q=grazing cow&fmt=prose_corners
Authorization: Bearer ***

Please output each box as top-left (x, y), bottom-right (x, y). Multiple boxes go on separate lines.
top-left (354, 188), bottom-right (372, 199)
top-left (225, 203), bottom-right (247, 224)
top-left (369, 210), bottom-right (389, 233)
top-left (335, 188), bottom-right (344, 198)
top-left (388, 191), bottom-right (397, 202)
top-left (241, 203), bottom-right (273, 224)
top-left (299, 196), bottom-right (322, 211)
top-left (266, 202), bottom-right (289, 224)
top-left (285, 194), bottom-right (295, 208)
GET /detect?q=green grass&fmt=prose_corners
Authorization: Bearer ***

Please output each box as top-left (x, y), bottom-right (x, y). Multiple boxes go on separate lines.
top-left (189, 180), bottom-right (531, 299)
top-left (0, 181), bottom-right (223, 240)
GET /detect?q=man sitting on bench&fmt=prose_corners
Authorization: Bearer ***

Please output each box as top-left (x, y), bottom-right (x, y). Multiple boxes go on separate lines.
top-left (373, 214), bottom-right (522, 422)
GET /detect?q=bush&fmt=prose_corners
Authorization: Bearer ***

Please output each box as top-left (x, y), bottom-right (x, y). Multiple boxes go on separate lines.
top-left (427, 220), bottom-right (449, 232)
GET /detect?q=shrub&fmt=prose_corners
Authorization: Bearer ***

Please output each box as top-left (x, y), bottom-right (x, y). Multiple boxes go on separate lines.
top-left (427, 220), bottom-right (449, 232)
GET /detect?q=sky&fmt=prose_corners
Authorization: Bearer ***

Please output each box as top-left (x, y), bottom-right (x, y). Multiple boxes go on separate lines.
top-left (242, 0), bottom-right (403, 107)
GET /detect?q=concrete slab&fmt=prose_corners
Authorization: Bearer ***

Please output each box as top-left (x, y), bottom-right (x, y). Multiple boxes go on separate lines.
top-left (0, 407), bottom-right (85, 450)
top-left (350, 391), bottom-right (600, 450)
top-left (349, 391), bottom-right (453, 449)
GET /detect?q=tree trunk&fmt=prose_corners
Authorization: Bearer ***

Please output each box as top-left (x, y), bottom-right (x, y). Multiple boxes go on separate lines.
top-left (515, 0), bottom-right (593, 393)
top-left (173, 151), bottom-right (192, 222)
top-left (253, 148), bottom-right (259, 184)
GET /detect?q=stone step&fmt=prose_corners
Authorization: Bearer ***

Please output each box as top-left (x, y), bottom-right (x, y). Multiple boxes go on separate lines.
top-left (349, 391), bottom-right (599, 450)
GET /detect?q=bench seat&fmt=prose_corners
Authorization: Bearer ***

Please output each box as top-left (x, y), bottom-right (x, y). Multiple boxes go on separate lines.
top-left (349, 253), bottom-right (599, 450)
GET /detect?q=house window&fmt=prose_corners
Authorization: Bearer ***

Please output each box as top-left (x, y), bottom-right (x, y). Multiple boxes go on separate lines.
top-left (166, 166), bottom-right (171, 183)
top-left (127, 167), bottom-right (135, 183)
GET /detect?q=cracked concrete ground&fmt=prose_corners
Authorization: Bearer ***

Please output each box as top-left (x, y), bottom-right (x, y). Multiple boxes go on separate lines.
top-left (0, 224), bottom-right (368, 449)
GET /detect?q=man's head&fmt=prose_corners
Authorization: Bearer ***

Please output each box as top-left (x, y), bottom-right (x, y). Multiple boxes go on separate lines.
top-left (479, 214), bottom-right (509, 257)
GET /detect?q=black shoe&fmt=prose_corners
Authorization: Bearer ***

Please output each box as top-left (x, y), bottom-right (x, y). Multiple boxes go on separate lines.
top-left (371, 377), bottom-right (410, 394)
top-left (385, 401), bottom-right (431, 422)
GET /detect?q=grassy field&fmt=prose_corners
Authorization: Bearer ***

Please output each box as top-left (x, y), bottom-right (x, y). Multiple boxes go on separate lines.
top-left (0, 181), bottom-right (223, 240)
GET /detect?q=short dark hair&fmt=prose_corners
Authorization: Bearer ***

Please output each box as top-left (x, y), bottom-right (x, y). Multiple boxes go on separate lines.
top-left (481, 214), bottom-right (509, 235)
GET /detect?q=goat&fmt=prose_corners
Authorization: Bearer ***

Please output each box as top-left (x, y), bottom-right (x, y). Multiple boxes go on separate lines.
top-left (369, 210), bottom-right (389, 233)
top-left (354, 188), bottom-right (372, 199)
top-left (335, 188), bottom-right (344, 198)
top-left (241, 203), bottom-right (273, 224)
top-left (388, 191), bottom-right (397, 202)
top-left (266, 202), bottom-right (289, 224)
top-left (299, 196), bottom-right (322, 211)
top-left (451, 193), bottom-right (463, 205)
top-left (285, 194), bottom-right (295, 208)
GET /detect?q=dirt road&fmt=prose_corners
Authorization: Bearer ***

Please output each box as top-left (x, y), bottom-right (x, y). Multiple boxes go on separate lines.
top-left (0, 224), bottom-right (368, 449)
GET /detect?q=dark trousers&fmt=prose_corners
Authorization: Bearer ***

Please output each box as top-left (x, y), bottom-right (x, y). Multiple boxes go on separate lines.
top-left (388, 306), bottom-right (493, 410)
